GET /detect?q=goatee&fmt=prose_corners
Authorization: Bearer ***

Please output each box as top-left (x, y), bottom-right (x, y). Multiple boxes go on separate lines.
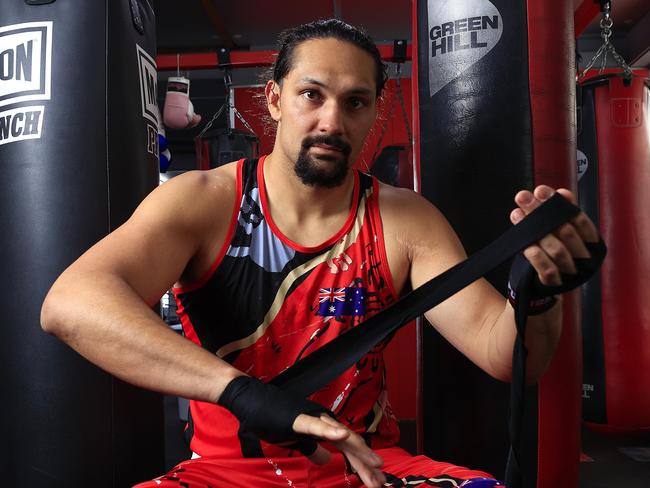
top-left (294, 135), bottom-right (352, 188)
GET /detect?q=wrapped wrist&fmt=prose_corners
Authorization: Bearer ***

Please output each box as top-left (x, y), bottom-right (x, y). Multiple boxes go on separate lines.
top-left (217, 375), bottom-right (328, 447)
top-left (507, 280), bottom-right (558, 315)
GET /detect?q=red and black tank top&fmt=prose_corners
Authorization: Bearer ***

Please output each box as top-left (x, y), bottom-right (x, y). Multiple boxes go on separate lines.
top-left (173, 155), bottom-right (400, 458)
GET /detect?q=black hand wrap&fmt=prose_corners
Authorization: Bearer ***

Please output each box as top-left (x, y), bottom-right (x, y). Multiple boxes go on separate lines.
top-left (505, 238), bottom-right (607, 486)
top-left (507, 239), bottom-right (607, 314)
top-left (218, 375), bottom-right (330, 455)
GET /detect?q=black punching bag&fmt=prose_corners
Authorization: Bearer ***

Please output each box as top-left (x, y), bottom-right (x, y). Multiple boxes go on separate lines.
top-left (413, 0), bottom-right (580, 486)
top-left (0, 1), bottom-right (163, 486)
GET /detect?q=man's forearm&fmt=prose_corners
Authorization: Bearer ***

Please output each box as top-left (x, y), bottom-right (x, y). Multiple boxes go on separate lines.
top-left (41, 271), bottom-right (243, 404)
top-left (489, 296), bottom-right (563, 383)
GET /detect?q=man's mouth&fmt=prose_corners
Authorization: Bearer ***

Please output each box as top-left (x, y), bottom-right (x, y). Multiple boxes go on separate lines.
top-left (312, 143), bottom-right (343, 153)
top-left (302, 135), bottom-right (351, 157)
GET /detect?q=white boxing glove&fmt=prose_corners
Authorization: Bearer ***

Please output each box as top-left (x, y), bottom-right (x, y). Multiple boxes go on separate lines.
top-left (163, 76), bottom-right (202, 129)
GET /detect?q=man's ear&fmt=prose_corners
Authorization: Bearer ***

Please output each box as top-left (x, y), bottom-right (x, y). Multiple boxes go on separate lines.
top-left (265, 80), bottom-right (281, 122)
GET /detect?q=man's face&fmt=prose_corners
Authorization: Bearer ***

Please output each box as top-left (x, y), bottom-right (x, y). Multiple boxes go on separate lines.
top-left (269, 38), bottom-right (378, 188)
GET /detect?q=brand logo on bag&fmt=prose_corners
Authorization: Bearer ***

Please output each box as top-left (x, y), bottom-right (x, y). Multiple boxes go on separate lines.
top-left (136, 44), bottom-right (158, 126)
top-left (0, 105), bottom-right (44, 146)
top-left (0, 21), bottom-right (52, 108)
top-left (427, 0), bottom-right (503, 96)
top-left (146, 123), bottom-right (159, 157)
top-left (0, 21), bottom-right (52, 146)
top-left (577, 150), bottom-right (589, 180)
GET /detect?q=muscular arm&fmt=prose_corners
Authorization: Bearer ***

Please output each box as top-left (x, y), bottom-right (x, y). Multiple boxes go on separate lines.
top-left (40, 167), bottom-right (243, 403)
top-left (41, 166), bottom-right (385, 486)
top-left (381, 185), bottom-right (562, 383)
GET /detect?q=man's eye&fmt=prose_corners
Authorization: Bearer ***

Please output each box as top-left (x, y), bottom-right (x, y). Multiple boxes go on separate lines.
top-left (303, 90), bottom-right (320, 100)
top-left (348, 97), bottom-right (365, 109)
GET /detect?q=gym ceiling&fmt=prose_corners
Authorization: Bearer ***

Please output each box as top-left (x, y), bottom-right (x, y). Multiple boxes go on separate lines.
top-left (153, 0), bottom-right (650, 68)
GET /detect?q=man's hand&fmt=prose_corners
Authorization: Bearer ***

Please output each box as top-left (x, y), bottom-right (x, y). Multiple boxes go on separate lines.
top-left (293, 413), bottom-right (386, 488)
top-left (510, 185), bottom-right (600, 287)
top-left (218, 376), bottom-right (386, 487)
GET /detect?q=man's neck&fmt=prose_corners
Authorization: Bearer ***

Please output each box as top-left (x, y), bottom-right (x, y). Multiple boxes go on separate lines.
top-left (262, 151), bottom-right (356, 246)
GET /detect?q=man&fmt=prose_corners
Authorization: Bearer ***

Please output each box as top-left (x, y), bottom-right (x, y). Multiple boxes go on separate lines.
top-left (41, 19), bottom-right (599, 488)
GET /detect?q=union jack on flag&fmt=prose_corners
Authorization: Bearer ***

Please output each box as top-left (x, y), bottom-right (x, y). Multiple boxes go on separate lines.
top-left (318, 288), bottom-right (346, 303)
top-left (318, 287), bottom-right (366, 317)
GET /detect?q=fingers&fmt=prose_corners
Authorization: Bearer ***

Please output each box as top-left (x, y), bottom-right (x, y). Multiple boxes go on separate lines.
top-left (319, 415), bottom-right (383, 469)
top-left (293, 413), bottom-right (349, 442)
top-left (556, 189), bottom-right (600, 243)
top-left (320, 416), bottom-right (385, 487)
top-left (553, 187), bottom-right (576, 204)
top-left (554, 222), bottom-right (590, 259)
top-left (511, 185), bottom-right (600, 286)
top-left (339, 448), bottom-right (386, 488)
top-left (294, 413), bottom-right (385, 487)
top-left (512, 207), bottom-right (575, 285)
top-left (522, 245), bottom-right (562, 286)
top-left (332, 434), bottom-right (385, 488)
top-left (514, 186), bottom-right (599, 244)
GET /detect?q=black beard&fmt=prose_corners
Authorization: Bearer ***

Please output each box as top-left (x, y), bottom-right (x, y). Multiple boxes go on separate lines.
top-left (294, 135), bottom-right (352, 188)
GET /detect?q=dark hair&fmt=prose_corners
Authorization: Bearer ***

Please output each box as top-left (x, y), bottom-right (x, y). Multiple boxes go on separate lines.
top-left (272, 19), bottom-right (387, 97)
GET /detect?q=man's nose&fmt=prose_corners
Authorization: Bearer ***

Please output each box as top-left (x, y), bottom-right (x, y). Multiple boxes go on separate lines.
top-left (318, 101), bottom-right (344, 135)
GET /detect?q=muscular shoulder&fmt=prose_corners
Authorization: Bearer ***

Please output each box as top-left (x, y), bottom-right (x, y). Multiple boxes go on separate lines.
top-left (60, 162), bottom-right (241, 305)
top-left (146, 162), bottom-right (238, 230)
top-left (377, 181), bottom-right (466, 292)
top-left (158, 162), bottom-right (237, 206)
top-left (122, 162), bottom-right (240, 282)
top-left (378, 182), bottom-right (459, 255)
top-left (377, 182), bottom-right (439, 223)
top-left (156, 162), bottom-right (240, 277)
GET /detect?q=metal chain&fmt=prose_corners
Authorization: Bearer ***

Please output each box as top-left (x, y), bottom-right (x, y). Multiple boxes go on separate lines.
top-left (370, 86), bottom-right (395, 165)
top-left (577, 4), bottom-right (633, 82)
top-left (395, 65), bottom-right (413, 149)
top-left (197, 68), bottom-right (257, 138)
top-left (234, 107), bottom-right (256, 134)
top-left (370, 62), bottom-right (415, 166)
top-left (598, 1), bottom-right (612, 42)
top-left (197, 104), bottom-right (226, 138)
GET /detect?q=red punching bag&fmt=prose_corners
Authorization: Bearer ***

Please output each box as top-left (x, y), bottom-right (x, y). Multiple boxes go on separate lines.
top-left (578, 69), bottom-right (650, 432)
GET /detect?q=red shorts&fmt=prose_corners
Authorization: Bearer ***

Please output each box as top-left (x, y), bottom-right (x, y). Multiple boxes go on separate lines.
top-left (133, 447), bottom-right (495, 487)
